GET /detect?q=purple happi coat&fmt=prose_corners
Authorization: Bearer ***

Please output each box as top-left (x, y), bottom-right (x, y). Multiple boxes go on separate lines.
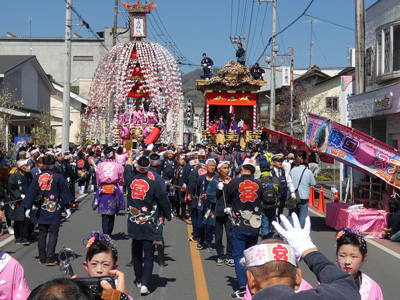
top-left (92, 185), bottom-right (125, 215)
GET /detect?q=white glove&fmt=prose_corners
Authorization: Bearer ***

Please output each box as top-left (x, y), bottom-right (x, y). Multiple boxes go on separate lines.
top-left (0, 201), bottom-right (4, 208)
top-left (25, 209), bottom-right (31, 219)
top-left (21, 194), bottom-right (25, 199)
top-left (217, 182), bottom-right (224, 190)
top-left (291, 192), bottom-right (296, 199)
top-left (65, 209), bottom-right (71, 219)
top-left (272, 213), bottom-right (317, 261)
top-left (224, 207), bottom-right (232, 215)
top-left (182, 183), bottom-right (187, 190)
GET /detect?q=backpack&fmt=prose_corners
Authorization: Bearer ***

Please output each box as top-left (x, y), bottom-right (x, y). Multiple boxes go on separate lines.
top-left (260, 176), bottom-right (279, 210)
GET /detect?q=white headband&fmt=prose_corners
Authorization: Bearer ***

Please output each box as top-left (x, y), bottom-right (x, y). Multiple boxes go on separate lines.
top-left (17, 159), bottom-right (28, 168)
top-left (205, 158), bottom-right (216, 166)
top-left (189, 159), bottom-right (199, 166)
top-left (30, 149), bottom-right (39, 155)
top-left (217, 161), bottom-right (229, 169)
top-left (240, 243), bottom-right (297, 269)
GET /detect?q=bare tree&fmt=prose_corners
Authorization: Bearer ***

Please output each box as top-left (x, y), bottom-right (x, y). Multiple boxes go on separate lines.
top-left (276, 80), bottom-right (329, 136)
top-left (0, 83), bottom-right (23, 160)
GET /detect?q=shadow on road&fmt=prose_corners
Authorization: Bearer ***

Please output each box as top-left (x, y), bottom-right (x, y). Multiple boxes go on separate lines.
top-left (150, 274), bottom-right (176, 291)
top-left (225, 275), bottom-right (239, 290)
top-left (310, 216), bottom-right (335, 232)
top-left (112, 232), bottom-right (129, 240)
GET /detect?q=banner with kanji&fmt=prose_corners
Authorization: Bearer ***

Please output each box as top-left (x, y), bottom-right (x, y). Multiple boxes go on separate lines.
top-left (304, 113), bottom-right (400, 188)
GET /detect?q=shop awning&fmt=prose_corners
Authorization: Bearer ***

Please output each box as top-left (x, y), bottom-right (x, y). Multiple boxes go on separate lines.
top-left (304, 113), bottom-right (400, 188)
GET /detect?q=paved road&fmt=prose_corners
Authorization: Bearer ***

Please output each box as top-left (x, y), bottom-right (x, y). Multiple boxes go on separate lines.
top-left (1, 191), bottom-right (400, 299)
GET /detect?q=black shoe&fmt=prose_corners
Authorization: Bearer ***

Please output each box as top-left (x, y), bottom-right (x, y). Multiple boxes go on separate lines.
top-left (21, 238), bottom-right (30, 245)
top-left (231, 287), bottom-right (246, 299)
top-left (126, 262), bottom-right (133, 267)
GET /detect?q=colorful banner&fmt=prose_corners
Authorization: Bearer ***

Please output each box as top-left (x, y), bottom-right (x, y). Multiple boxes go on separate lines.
top-left (304, 113), bottom-right (400, 188)
top-left (14, 137), bottom-right (28, 159)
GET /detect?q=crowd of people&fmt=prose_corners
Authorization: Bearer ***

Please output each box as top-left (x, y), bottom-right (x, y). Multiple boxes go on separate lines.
top-left (0, 141), bottom-right (387, 299)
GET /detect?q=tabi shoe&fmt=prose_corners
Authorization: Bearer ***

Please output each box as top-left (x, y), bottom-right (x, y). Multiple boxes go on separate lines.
top-left (46, 261), bottom-right (58, 266)
top-left (15, 238), bottom-right (22, 244)
top-left (8, 226), bottom-right (14, 235)
top-left (231, 287), bottom-right (246, 299)
top-left (216, 258), bottom-right (224, 266)
top-left (133, 280), bottom-right (142, 288)
top-left (225, 258), bottom-right (235, 267)
top-left (196, 243), bottom-right (205, 250)
top-left (188, 236), bottom-right (199, 243)
top-left (21, 238), bottom-right (30, 245)
top-left (126, 261), bottom-right (133, 267)
top-left (207, 247), bottom-right (213, 253)
top-left (140, 285), bottom-right (150, 295)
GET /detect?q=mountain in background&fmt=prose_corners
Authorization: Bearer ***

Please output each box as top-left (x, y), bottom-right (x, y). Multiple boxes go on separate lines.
top-left (181, 69), bottom-right (204, 114)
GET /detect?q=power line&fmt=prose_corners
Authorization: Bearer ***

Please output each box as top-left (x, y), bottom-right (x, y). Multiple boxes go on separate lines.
top-left (304, 14), bottom-right (354, 31)
top-left (63, 0), bottom-right (108, 51)
top-left (312, 30), bottom-right (333, 70)
top-left (255, 0), bottom-right (315, 64)
top-left (247, 1), bottom-right (261, 64)
top-left (246, 0), bottom-right (256, 51)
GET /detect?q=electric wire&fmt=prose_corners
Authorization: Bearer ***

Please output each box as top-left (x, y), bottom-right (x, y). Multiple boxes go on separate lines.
top-left (247, 1), bottom-right (262, 65)
top-left (63, 0), bottom-right (108, 51)
top-left (304, 14), bottom-right (354, 31)
top-left (245, 0), bottom-right (256, 62)
top-left (312, 30), bottom-right (333, 70)
top-left (255, 0), bottom-right (315, 64)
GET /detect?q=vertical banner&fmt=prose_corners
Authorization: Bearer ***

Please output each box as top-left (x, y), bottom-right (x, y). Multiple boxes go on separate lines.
top-left (340, 76), bottom-right (355, 127)
top-left (282, 66), bottom-right (290, 86)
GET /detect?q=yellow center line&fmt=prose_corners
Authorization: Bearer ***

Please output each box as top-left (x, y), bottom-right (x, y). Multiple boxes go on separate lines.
top-left (186, 223), bottom-right (210, 300)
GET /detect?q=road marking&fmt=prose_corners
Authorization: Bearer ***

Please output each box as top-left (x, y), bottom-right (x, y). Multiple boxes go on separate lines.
top-left (0, 235), bottom-right (14, 248)
top-left (309, 207), bottom-right (400, 260)
top-left (186, 223), bottom-right (210, 300)
top-left (308, 207), bottom-right (325, 218)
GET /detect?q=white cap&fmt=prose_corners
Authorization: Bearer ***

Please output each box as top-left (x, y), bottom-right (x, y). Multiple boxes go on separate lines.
top-left (243, 158), bottom-right (256, 168)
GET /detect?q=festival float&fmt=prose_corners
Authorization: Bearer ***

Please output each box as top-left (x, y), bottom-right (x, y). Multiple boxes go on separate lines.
top-left (196, 61), bottom-right (266, 147)
top-left (83, 0), bottom-right (184, 146)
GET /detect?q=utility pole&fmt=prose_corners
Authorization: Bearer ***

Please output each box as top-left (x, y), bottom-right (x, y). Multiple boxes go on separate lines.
top-left (258, 0), bottom-right (278, 130)
top-left (355, 0), bottom-right (365, 94)
top-left (113, 0), bottom-right (118, 46)
top-left (309, 19), bottom-right (314, 67)
top-left (270, 0), bottom-right (277, 130)
top-left (289, 47), bottom-right (294, 136)
top-left (62, 0), bottom-right (72, 152)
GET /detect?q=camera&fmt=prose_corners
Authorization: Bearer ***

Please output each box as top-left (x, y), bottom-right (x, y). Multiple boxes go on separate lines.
top-left (73, 276), bottom-right (115, 299)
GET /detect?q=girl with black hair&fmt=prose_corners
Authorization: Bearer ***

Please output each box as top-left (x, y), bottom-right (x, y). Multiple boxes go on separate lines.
top-left (336, 228), bottom-right (383, 299)
top-left (82, 231), bottom-right (133, 299)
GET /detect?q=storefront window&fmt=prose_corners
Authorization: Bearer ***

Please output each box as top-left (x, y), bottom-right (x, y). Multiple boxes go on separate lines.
top-left (376, 21), bottom-right (400, 80)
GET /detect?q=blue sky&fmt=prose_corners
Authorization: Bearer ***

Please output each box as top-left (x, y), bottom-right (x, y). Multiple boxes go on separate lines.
top-left (0, 0), bottom-right (376, 74)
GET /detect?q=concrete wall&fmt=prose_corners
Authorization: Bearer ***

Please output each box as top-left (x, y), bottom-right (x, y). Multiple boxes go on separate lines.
top-left (306, 76), bottom-right (342, 123)
top-left (3, 61), bottom-right (50, 113)
top-left (0, 27), bottom-right (131, 88)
